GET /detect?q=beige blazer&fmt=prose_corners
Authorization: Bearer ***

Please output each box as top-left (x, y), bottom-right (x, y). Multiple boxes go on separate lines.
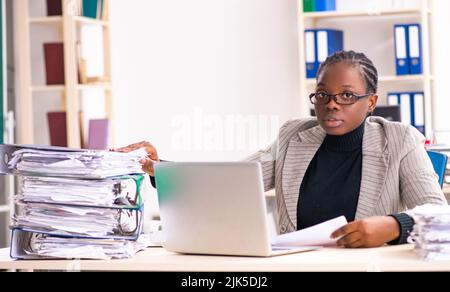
top-left (246, 117), bottom-right (447, 234)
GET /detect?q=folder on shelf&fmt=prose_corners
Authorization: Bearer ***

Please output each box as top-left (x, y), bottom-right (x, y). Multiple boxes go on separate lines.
top-left (47, 112), bottom-right (68, 147)
top-left (46, 0), bottom-right (62, 16)
top-left (44, 43), bottom-right (65, 85)
top-left (303, 0), bottom-right (315, 12)
top-left (97, 0), bottom-right (104, 19)
top-left (394, 25), bottom-right (409, 76)
top-left (408, 24), bottom-right (423, 75)
top-left (387, 92), bottom-right (411, 126)
top-left (304, 29), bottom-right (343, 79)
top-left (87, 119), bottom-right (109, 150)
top-left (314, 0), bottom-right (336, 12)
top-left (305, 30), bottom-right (318, 79)
top-left (17, 174), bottom-right (147, 210)
top-left (387, 92), bottom-right (425, 135)
top-left (411, 92), bottom-right (425, 135)
top-left (316, 29), bottom-right (344, 65)
top-left (83, 0), bottom-right (100, 19)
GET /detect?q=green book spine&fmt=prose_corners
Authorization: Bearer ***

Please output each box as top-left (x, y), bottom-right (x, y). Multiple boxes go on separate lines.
top-left (83, 0), bottom-right (98, 19)
top-left (303, 0), bottom-right (315, 12)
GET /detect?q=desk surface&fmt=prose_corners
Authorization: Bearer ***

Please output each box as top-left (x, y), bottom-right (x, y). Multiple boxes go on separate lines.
top-left (1, 245), bottom-right (450, 272)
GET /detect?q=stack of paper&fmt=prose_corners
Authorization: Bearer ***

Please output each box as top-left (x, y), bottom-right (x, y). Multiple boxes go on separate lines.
top-left (8, 148), bottom-right (146, 179)
top-left (5, 145), bottom-right (152, 260)
top-left (13, 202), bottom-right (141, 238)
top-left (17, 175), bottom-right (144, 208)
top-left (409, 204), bottom-right (450, 261)
top-left (11, 229), bottom-right (151, 260)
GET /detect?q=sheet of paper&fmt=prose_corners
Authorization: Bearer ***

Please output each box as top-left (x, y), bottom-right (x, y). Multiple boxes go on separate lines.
top-left (271, 216), bottom-right (348, 247)
top-left (409, 204), bottom-right (450, 261)
top-left (9, 147), bottom-right (147, 179)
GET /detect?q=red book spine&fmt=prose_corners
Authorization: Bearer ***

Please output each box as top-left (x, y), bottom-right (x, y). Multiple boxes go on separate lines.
top-left (46, 0), bottom-right (62, 16)
top-left (47, 112), bottom-right (68, 147)
top-left (44, 43), bottom-right (65, 85)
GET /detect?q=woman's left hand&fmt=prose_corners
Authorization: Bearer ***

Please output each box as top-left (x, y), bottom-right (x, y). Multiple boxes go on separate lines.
top-left (330, 216), bottom-right (400, 248)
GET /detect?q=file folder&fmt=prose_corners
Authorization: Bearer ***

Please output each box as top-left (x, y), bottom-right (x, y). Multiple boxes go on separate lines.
top-left (304, 29), bottom-right (343, 79)
top-left (13, 203), bottom-right (144, 240)
top-left (411, 92), bottom-right (425, 135)
top-left (408, 24), bottom-right (423, 75)
top-left (10, 228), bottom-right (147, 260)
top-left (303, 0), bottom-right (315, 12)
top-left (17, 174), bottom-right (146, 210)
top-left (387, 92), bottom-right (411, 126)
top-left (387, 93), bottom-right (400, 106)
top-left (316, 29), bottom-right (343, 66)
top-left (0, 144), bottom-right (145, 179)
top-left (305, 30), bottom-right (318, 79)
top-left (387, 91), bottom-right (425, 135)
top-left (394, 25), bottom-right (409, 75)
top-left (314, 0), bottom-right (336, 12)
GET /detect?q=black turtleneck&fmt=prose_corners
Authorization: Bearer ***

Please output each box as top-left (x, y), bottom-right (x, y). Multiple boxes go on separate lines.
top-left (297, 122), bottom-right (365, 230)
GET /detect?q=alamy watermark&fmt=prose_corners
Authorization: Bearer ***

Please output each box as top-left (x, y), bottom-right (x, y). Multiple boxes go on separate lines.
top-left (171, 107), bottom-right (280, 152)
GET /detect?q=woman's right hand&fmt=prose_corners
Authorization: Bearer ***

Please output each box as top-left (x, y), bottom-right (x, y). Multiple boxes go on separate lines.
top-left (113, 141), bottom-right (160, 176)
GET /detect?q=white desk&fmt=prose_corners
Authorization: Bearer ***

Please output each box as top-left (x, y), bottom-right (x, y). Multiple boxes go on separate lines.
top-left (1, 245), bottom-right (450, 272)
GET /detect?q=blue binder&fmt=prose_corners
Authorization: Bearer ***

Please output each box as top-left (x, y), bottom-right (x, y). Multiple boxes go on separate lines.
top-left (387, 91), bottom-right (425, 135)
top-left (305, 29), bottom-right (343, 79)
top-left (410, 92), bottom-right (425, 135)
top-left (408, 24), bottom-right (423, 75)
top-left (394, 25), bottom-right (409, 75)
top-left (315, 0), bottom-right (336, 11)
top-left (305, 29), bottom-right (318, 79)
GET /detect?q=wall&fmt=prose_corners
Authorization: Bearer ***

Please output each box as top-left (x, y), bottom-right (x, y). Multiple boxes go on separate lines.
top-left (430, 0), bottom-right (450, 135)
top-left (109, 0), bottom-right (302, 162)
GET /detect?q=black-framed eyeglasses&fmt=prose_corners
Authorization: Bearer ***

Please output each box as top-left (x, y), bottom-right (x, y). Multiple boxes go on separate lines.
top-left (309, 92), bottom-right (374, 105)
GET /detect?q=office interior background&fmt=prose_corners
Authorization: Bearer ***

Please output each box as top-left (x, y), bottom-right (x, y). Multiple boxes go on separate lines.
top-left (1, 0), bottom-right (450, 248)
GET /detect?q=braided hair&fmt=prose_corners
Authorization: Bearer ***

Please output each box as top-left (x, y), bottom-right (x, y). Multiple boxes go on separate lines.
top-left (316, 50), bottom-right (378, 94)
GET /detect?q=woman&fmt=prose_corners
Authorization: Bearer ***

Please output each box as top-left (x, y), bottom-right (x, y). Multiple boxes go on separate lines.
top-left (116, 50), bottom-right (447, 248)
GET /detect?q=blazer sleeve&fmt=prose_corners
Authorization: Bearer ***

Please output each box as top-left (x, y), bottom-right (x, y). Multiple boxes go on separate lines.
top-left (399, 127), bottom-right (448, 211)
top-left (244, 141), bottom-right (278, 192)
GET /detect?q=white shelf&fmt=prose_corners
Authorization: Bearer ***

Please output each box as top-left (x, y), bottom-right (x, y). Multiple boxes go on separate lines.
top-left (31, 85), bottom-right (65, 92)
top-left (77, 83), bottom-right (112, 90)
top-left (28, 16), bottom-right (62, 24)
top-left (305, 75), bottom-right (434, 86)
top-left (32, 84), bottom-right (112, 92)
top-left (28, 16), bottom-right (108, 26)
top-left (302, 8), bottom-right (431, 19)
top-left (73, 16), bottom-right (109, 27)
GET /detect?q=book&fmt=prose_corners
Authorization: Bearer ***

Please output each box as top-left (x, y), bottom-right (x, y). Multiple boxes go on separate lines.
top-left (76, 41), bottom-right (88, 84)
top-left (83, 0), bottom-right (101, 19)
top-left (47, 112), bottom-right (68, 147)
top-left (303, 0), bottom-right (315, 12)
top-left (87, 119), bottom-right (109, 150)
top-left (46, 0), bottom-right (62, 16)
top-left (44, 43), bottom-right (65, 85)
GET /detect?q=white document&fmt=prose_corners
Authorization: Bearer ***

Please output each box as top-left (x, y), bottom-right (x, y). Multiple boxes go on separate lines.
top-left (9, 148), bottom-right (146, 179)
top-left (271, 216), bottom-right (348, 247)
top-left (409, 205), bottom-right (450, 261)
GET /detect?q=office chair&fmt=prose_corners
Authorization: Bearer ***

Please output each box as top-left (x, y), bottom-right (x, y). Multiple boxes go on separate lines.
top-left (427, 151), bottom-right (448, 188)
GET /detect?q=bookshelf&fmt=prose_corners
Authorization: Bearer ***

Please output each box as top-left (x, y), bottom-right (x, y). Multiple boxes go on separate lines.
top-left (16, 0), bottom-right (113, 148)
top-left (298, 0), bottom-right (434, 139)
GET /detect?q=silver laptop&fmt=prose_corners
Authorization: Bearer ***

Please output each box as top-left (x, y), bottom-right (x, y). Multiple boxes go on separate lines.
top-left (154, 162), bottom-right (317, 257)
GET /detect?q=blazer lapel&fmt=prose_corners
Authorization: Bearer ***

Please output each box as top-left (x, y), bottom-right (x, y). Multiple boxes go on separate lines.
top-left (355, 121), bottom-right (390, 220)
top-left (282, 125), bottom-right (326, 229)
